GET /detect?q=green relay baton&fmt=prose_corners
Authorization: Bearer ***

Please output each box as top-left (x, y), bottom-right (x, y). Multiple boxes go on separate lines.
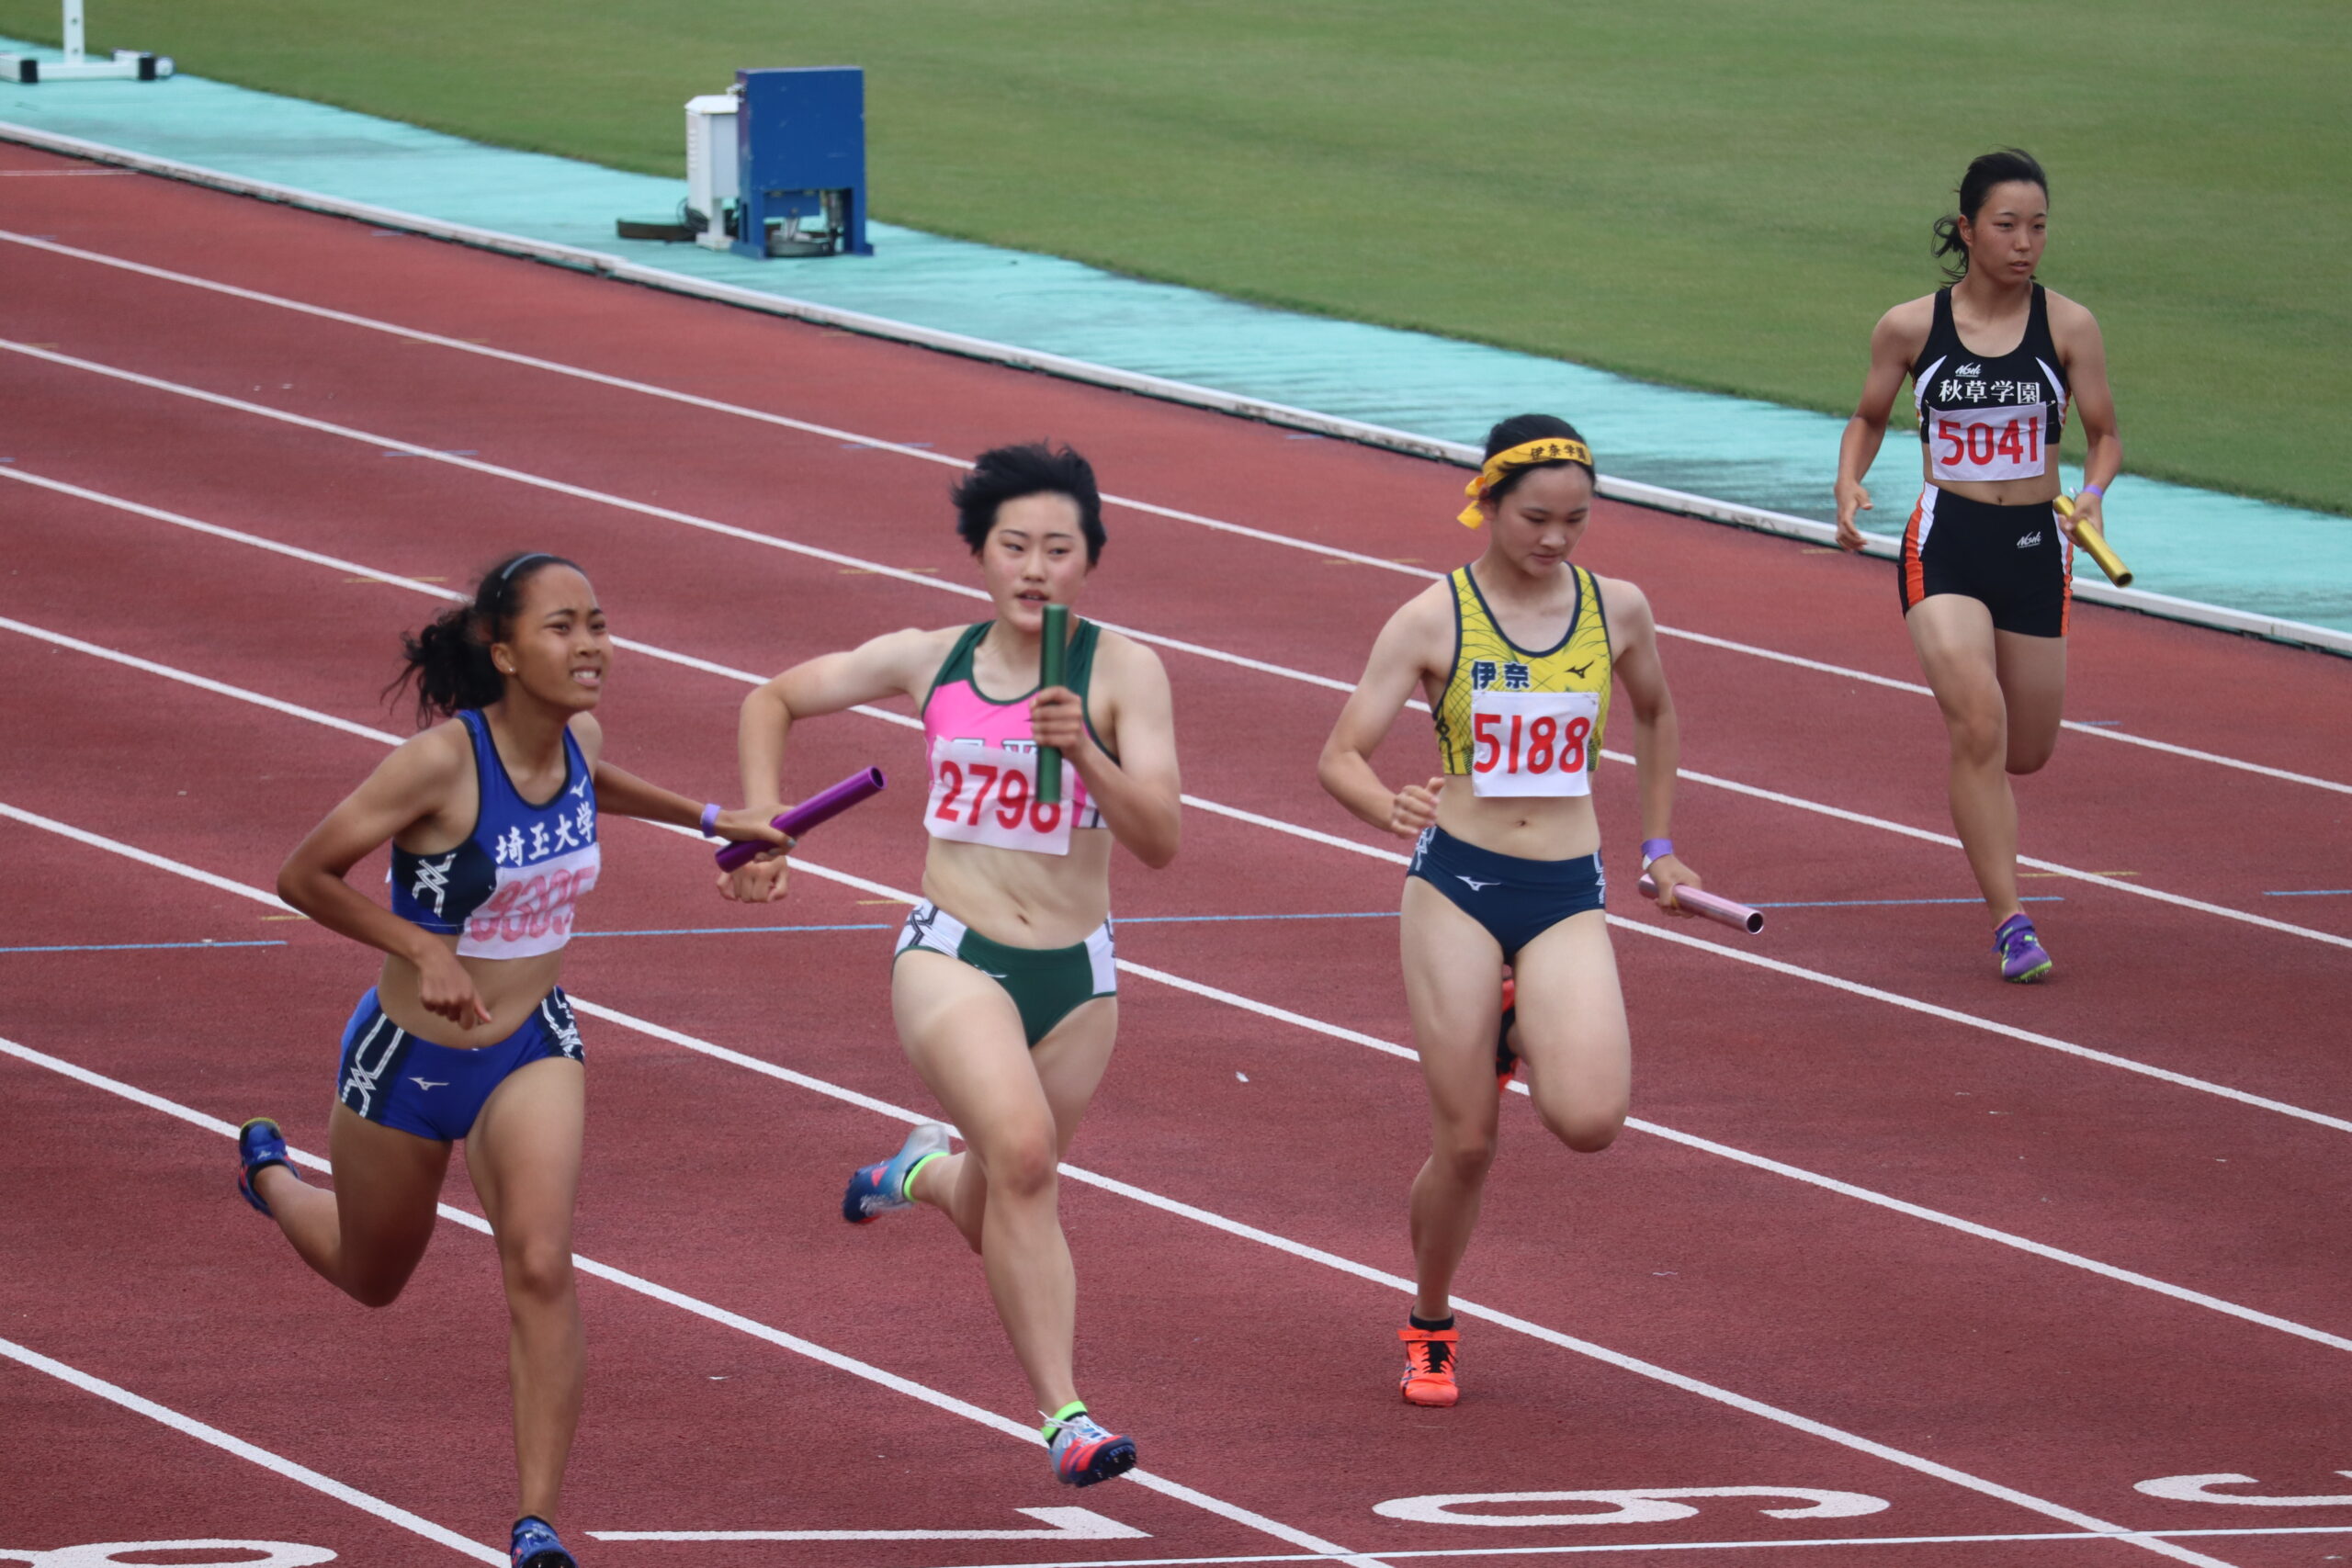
top-left (1036, 603), bottom-right (1069, 807)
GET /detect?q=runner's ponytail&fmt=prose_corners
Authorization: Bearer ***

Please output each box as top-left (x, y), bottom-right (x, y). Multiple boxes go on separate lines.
top-left (386, 551), bottom-right (580, 725)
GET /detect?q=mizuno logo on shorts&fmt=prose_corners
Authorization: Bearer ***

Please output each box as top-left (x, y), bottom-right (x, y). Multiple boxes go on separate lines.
top-left (411, 1078), bottom-right (447, 1090)
top-left (2017, 531), bottom-right (2043, 548)
top-left (1456, 876), bottom-right (1498, 892)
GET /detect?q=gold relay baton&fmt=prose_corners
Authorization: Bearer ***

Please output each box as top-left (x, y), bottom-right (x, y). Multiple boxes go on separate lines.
top-left (2054, 494), bottom-right (2133, 587)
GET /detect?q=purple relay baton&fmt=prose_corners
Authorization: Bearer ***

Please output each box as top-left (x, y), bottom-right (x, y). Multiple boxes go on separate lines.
top-left (714, 767), bottom-right (888, 871)
top-left (1637, 874), bottom-right (1765, 935)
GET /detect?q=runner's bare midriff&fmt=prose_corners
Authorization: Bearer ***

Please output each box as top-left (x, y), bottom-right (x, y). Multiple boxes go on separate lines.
top-left (922, 830), bottom-right (1114, 949)
top-left (374, 941), bottom-right (565, 1047)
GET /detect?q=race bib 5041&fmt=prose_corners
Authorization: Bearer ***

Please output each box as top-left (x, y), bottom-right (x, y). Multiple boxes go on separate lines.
top-left (1929, 401), bottom-right (2049, 483)
top-left (1469, 689), bottom-right (1600, 798)
top-left (925, 739), bottom-right (1076, 856)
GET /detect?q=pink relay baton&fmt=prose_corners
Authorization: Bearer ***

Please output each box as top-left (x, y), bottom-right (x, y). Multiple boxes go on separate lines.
top-left (713, 767), bottom-right (888, 871)
top-left (1638, 874), bottom-right (1765, 935)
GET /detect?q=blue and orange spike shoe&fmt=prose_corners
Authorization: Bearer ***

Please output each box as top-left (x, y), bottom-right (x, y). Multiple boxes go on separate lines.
top-left (1993, 914), bottom-right (2053, 984)
top-left (236, 1118), bottom-right (296, 1215)
top-left (510, 1515), bottom-right (576, 1568)
top-left (1043, 1403), bottom-right (1137, 1487)
top-left (1496, 973), bottom-right (1521, 1091)
top-left (842, 1122), bottom-right (952, 1224)
top-left (1398, 1325), bottom-right (1461, 1406)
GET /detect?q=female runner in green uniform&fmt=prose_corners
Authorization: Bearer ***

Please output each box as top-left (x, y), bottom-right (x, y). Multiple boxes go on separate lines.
top-left (722, 444), bottom-right (1181, 1484)
top-left (1319, 414), bottom-right (1701, 1406)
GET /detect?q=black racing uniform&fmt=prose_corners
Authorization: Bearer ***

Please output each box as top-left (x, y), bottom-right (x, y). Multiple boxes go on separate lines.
top-left (1899, 284), bottom-right (2075, 637)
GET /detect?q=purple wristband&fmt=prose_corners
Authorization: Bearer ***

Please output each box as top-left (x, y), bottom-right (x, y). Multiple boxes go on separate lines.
top-left (1641, 837), bottom-right (1675, 868)
top-left (698, 802), bottom-right (721, 838)
top-left (2078, 482), bottom-right (2105, 499)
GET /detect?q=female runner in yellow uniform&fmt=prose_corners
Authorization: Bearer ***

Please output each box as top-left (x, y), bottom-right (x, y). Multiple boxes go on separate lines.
top-left (1319, 414), bottom-right (1701, 1405)
top-left (1835, 149), bottom-right (2121, 982)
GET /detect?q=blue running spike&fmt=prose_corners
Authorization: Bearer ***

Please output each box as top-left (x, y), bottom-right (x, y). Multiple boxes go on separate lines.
top-left (236, 1118), bottom-right (295, 1215)
top-left (842, 1122), bottom-right (951, 1224)
top-left (511, 1515), bottom-right (575, 1568)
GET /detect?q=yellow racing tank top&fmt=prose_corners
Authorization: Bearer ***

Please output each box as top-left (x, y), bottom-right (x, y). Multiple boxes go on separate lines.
top-left (1433, 564), bottom-right (1611, 782)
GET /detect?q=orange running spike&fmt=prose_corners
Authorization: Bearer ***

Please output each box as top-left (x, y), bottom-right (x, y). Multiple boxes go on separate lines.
top-left (1398, 1325), bottom-right (1462, 1407)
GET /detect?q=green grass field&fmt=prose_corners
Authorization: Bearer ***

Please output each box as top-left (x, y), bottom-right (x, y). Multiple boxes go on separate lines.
top-left (7, 0), bottom-right (2346, 513)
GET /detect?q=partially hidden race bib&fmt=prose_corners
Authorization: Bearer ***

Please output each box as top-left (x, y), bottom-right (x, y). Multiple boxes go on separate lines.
top-left (1928, 402), bottom-right (2050, 484)
top-left (925, 739), bottom-right (1076, 856)
top-left (1468, 689), bottom-right (1600, 798)
top-left (458, 844), bottom-right (599, 959)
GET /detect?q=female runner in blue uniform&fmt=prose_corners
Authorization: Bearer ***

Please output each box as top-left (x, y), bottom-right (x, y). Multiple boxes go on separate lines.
top-left (235, 553), bottom-right (783, 1568)
top-left (1319, 414), bottom-right (1702, 1406)
top-left (722, 445), bottom-right (1181, 1486)
top-left (1835, 149), bottom-right (2122, 982)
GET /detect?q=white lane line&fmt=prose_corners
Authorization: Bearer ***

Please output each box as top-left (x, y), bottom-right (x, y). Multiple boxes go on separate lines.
top-left (23, 588), bottom-right (2352, 1175)
top-left (12, 638), bottom-right (2352, 1367)
top-left (4, 229), bottom-right (2341, 799)
top-left (6, 517), bottom-right (2348, 1136)
top-left (1651, 624), bottom-right (2352, 795)
top-left (893, 1522), bottom-right (2352, 1567)
top-left (0, 355), bottom-right (1342, 703)
top-left (0, 789), bottom-right (2300, 1568)
top-left (0, 1034), bottom-right (1391, 1568)
top-left (1645, 761), bottom-right (2352, 951)
top-left (590, 1508), bottom-right (1148, 1541)
top-left (0, 1017), bottom-right (2241, 1568)
top-left (5, 382), bottom-right (2343, 958)
top-left (0, 1333), bottom-right (503, 1563)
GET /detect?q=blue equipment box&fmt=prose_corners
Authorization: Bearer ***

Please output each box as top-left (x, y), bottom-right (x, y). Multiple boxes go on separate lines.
top-left (733, 66), bottom-right (873, 258)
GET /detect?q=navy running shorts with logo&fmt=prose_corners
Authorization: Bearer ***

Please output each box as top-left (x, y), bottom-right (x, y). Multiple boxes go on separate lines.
top-left (1405, 824), bottom-right (1606, 959)
top-left (893, 900), bottom-right (1117, 1048)
top-left (1898, 485), bottom-right (2074, 637)
top-left (335, 986), bottom-right (583, 1141)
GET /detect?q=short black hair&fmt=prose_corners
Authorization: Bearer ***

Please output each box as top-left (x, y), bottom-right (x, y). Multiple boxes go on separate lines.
top-left (1933, 149), bottom-right (2049, 283)
top-left (951, 442), bottom-right (1105, 563)
top-left (1480, 412), bottom-right (1595, 508)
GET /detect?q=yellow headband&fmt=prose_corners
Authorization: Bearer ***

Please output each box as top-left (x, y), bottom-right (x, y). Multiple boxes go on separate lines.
top-left (1457, 436), bottom-right (1595, 526)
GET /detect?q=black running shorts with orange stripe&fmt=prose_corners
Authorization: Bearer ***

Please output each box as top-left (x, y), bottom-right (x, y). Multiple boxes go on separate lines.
top-left (1898, 484), bottom-right (2073, 638)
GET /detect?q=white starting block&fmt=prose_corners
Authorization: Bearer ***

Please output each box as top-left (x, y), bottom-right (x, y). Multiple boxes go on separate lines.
top-left (3, 0), bottom-right (174, 83)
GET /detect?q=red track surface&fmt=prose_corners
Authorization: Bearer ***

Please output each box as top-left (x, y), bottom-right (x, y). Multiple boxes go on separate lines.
top-left (5, 141), bottom-right (2352, 1568)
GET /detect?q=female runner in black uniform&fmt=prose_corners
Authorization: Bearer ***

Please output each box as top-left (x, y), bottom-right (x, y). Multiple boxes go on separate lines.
top-left (1835, 149), bottom-right (2121, 982)
top-left (238, 554), bottom-right (783, 1567)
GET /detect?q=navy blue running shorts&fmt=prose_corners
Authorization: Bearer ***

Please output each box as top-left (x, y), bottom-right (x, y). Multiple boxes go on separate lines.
top-left (334, 987), bottom-right (582, 1141)
top-left (1406, 824), bottom-right (1605, 959)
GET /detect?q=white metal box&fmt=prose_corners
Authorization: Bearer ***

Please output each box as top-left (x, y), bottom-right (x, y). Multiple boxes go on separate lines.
top-left (684, 93), bottom-right (741, 249)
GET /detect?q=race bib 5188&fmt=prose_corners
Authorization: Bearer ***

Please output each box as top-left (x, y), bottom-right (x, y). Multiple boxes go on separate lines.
top-left (1929, 401), bottom-right (2049, 483)
top-left (925, 740), bottom-right (1075, 856)
top-left (1469, 689), bottom-right (1600, 798)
